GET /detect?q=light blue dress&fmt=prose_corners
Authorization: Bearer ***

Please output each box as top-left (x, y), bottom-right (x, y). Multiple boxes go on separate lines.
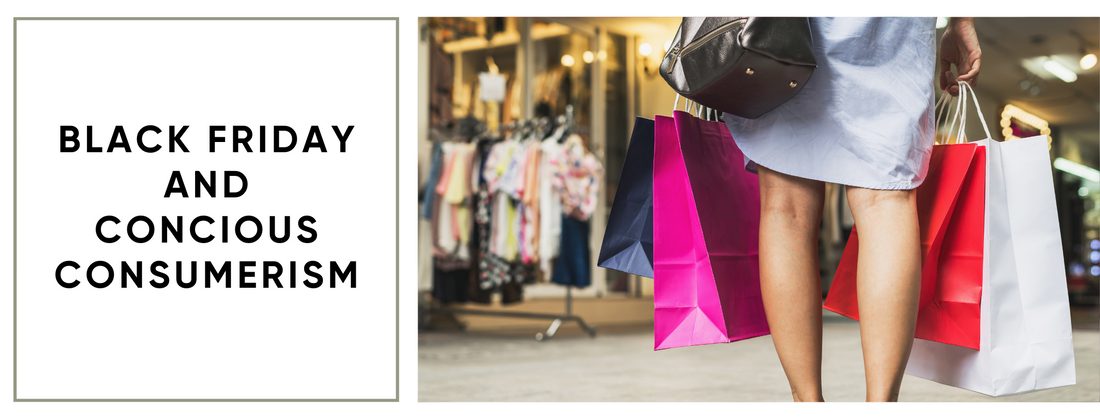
top-left (722, 17), bottom-right (937, 190)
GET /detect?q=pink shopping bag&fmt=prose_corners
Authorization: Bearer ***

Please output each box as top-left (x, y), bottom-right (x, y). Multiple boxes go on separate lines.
top-left (652, 110), bottom-right (769, 350)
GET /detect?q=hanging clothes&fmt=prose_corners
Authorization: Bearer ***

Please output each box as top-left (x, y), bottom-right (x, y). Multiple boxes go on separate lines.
top-left (551, 215), bottom-right (591, 288)
top-left (538, 135), bottom-right (565, 278)
top-left (434, 143), bottom-right (470, 260)
top-left (432, 265), bottom-right (470, 303)
top-left (505, 200), bottom-right (520, 261)
top-left (520, 143), bottom-right (541, 264)
top-left (475, 174), bottom-right (536, 294)
top-left (444, 144), bottom-right (475, 260)
top-left (421, 141), bottom-right (443, 219)
top-left (483, 138), bottom-right (507, 192)
top-left (489, 192), bottom-right (509, 258)
top-left (435, 143), bottom-right (458, 254)
top-left (548, 134), bottom-right (602, 288)
top-left (432, 115), bottom-right (604, 304)
top-left (432, 142), bottom-right (478, 271)
top-left (482, 137), bottom-right (531, 264)
top-left (430, 189), bottom-right (469, 271)
top-left (499, 140), bottom-right (528, 199)
top-left (468, 139), bottom-right (490, 295)
top-left (477, 186), bottom-right (508, 289)
top-left (552, 134), bottom-right (603, 221)
top-left (484, 136), bottom-right (508, 256)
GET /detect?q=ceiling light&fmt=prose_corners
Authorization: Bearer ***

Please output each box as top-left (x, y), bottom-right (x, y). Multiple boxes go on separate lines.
top-left (1043, 59), bottom-right (1078, 82)
top-left (639, 43), bottom-right (653, 57)
top-left (936, 17), bottom-right (948, 29)
top-left (1082, 53), bottom-right (1098, 70)
top-left (582, 51), bottom-right (594, 63)
top-left (561, 54), bottom-right (575, 67)
top-left (1054, 158), bottom-right (1100, 182)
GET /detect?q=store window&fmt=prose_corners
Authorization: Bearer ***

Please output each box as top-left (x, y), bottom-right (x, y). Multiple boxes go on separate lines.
top-left (603, 31), bottom-right (631, 294)
top-left (530, 19), bottom-right (592, 135)
top-left (435, 17), bottom-right (521, 129)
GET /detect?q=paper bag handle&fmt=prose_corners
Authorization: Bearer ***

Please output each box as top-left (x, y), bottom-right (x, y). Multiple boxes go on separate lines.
top-left (944, 81), bottom-right (993, 144)
top-left (933, 91), bottom-right (954, 144)
top-left (673, 94), bottom-right (720, 121)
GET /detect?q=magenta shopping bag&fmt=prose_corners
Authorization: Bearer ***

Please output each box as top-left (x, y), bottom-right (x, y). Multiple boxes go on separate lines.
top-left (652, 110), bottom-right (769, 350)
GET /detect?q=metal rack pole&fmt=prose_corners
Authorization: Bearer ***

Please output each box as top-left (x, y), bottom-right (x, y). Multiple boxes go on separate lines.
top-left (433, 284), bottom-right (597, 341)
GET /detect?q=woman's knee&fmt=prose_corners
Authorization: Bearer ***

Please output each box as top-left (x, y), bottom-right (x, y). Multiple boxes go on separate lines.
top-left (759, 166), bottom-right (825, 229)
top-left (845, 187), bottom-right (915, 216)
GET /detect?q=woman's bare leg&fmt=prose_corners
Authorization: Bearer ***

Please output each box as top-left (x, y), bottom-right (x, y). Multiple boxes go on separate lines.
top-left (757, 166), bottom-right (826, 402)
top-left (845, 187), bottom-right (922, 402)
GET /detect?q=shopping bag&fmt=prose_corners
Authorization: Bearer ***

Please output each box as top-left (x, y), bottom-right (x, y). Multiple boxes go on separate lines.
top-left (597, 117), bottom-right (655, 278)
top-left (652, 103), bottom-right (769, 350)
top-left (823, 142), bottom-right (986, 350)
top-left (906, 85), bottom-right (1074, 395)
top-left (839, 82), bottom-right (1074, 396)
top-left (907, 133), bottom-right (1076, 396)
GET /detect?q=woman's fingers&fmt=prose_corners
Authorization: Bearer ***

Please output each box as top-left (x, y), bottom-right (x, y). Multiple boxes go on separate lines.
top-left (956, 59), bottom-right (981, 88)
top-left (941, 57), bottom-right (981, 96)
top-left (942, 70), bottom-right (960, 96)
top-left (939, 60), bottom-right (954, 91)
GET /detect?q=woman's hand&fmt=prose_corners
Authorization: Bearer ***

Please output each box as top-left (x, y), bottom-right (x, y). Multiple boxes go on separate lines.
top-left (939, 18), bottom-right (981, 97)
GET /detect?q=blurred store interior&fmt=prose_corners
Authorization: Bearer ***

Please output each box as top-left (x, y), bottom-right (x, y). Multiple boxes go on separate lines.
top-left (417, 17), bottom-right (1100, 336)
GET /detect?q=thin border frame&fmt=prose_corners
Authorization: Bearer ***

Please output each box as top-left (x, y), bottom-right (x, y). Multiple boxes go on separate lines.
top-left (11, 16), bottom-right (400, 402)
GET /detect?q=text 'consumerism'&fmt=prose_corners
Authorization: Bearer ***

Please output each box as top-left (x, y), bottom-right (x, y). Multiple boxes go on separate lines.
top-left (52, 124), bottom-right (359, 289)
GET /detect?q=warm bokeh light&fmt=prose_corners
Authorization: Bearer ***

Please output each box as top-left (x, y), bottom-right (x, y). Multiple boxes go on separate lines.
top-left (1081, 53), bottom-right (1097, 70)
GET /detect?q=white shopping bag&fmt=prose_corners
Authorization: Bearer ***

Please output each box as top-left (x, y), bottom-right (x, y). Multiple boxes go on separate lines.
top-left (905, 82), bottom-right (1075, 396)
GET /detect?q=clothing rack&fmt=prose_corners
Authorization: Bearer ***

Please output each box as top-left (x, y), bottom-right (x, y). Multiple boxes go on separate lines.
top-left (428, 107), bottom-right (597, 341)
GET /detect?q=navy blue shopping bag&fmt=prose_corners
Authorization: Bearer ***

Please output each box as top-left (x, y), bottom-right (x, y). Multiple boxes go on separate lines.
top-left (597, 117), bottom-right (655, 278)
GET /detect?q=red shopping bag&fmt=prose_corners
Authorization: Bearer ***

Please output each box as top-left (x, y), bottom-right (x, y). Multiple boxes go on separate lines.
top-left (823, 143), bottom-right (985, 350)
top-left (652, 110), bottom-right (769, 350)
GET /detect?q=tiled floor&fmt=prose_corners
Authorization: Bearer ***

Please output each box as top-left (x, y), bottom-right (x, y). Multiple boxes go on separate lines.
top-left (419, 311), bottom-right (1100, 402)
